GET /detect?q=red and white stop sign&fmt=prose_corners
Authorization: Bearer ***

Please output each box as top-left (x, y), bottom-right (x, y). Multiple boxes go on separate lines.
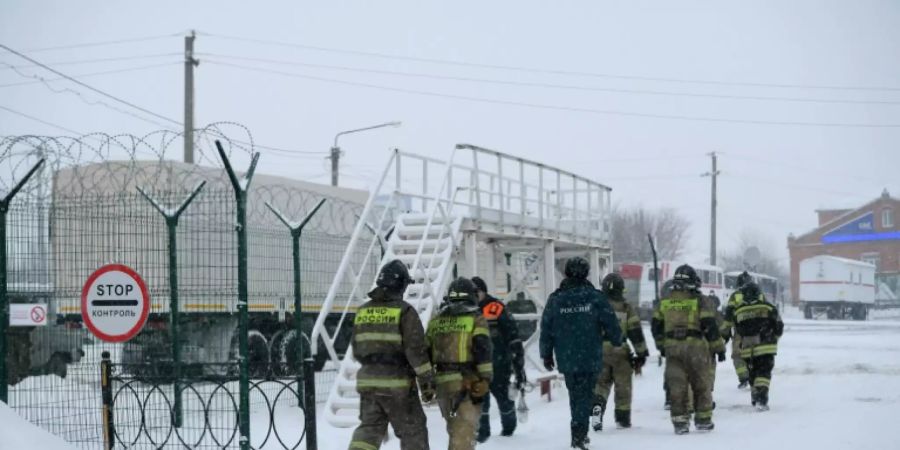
top-left (81, 264), bottom-right (150, 343)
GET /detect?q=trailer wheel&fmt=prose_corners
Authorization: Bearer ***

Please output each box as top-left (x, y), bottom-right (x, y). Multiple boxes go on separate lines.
top-left (804, 304), bottom-right (812, 319)
top-left (273, 329), bottom-right (325, 374)
top-left (248, 330), bottom-right (271, 379)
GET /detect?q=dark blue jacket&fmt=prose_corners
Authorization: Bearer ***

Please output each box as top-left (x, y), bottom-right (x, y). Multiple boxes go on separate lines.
top-left (539, 278), bottom-right (623, 374)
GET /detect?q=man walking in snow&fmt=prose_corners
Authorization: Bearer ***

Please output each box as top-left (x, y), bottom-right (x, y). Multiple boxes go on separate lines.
top-left (652, 264), bottom-right (726, 434)
top-left (472, 276), bottom-right (526, 443)
top-left (540, 257), bottom-right (622, 449)
top-left (730, 281), bottom-right (784, 410)
top-left (348, 260), bottom-right (435, 450)
top-left (592, 272), bottom-right (649, 432)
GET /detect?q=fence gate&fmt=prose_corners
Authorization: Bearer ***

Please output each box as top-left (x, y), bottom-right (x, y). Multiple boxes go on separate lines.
top-left (1, 128), bottom-right (368, 449)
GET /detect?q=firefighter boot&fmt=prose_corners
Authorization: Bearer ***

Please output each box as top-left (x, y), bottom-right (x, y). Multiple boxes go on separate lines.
top-left (591, 397), bottom-right (606, 432)
top-left (674, 421), bottom-right (690, 435)
top-left (755, 386), bottom-right (770, 411)
top-left (695, 417), bottom-right (715, 432)
top-left (614, 410), bottom-right (631, 429)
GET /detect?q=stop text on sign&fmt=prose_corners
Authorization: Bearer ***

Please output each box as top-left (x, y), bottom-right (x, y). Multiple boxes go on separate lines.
top-left (81, 264), bottom-right (150, 343)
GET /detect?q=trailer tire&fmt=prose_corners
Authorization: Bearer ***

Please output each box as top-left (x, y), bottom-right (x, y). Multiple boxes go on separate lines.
top-left (804, 304), bottom-right (812, 319)
top-left (248, 330), bottom-right (271, 379)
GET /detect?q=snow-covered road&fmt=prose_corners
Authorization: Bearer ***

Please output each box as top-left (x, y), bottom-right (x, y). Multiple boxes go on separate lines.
top-left (315, 316), bottom-right (900, 450)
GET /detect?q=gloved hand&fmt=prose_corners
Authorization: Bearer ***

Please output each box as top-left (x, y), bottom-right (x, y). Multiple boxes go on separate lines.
top-left (543, 357), bottom-right (555, 371)
top-left (515, 367), bottom-right (527, 390)
top-left (716, 351), bottom-right (726, 363)
top-left (631, 353), bottom-right (648, 370)
top-left (722, 331), bottom-right (731, 345)
top-left (658, 347), bottom-right (666, 358)
top-left (419, 376), bottom-right (436, 403)
top-left (469, 378), bottom-right (490, 404)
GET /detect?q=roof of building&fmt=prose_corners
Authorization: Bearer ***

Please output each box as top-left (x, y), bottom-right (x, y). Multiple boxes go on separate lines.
top-left (792, 190), bottom-right (899, 244)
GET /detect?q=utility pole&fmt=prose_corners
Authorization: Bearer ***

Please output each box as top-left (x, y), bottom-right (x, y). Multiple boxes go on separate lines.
top-left (702, 152), bottom-right (720, 265)
top-left (183, 30), bottom-right (199, 164)
top-left (329, 146), bottom-right (340, 187)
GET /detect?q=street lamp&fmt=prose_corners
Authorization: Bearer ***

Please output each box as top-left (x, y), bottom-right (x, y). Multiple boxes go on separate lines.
top-left (330, 121), bottom-right (402, 187)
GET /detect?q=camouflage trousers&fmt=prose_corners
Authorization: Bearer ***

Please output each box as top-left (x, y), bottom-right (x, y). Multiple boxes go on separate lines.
top-left (664, 343), bottom-right (714, 426)
top-left (438, 392), bottom-right (481, 450)
top-left (594, 350), bottom-right (634, 412)
top-left (348, 391), bottom-right (429, 450)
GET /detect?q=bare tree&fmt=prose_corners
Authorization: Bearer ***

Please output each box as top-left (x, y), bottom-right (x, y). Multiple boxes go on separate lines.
top-left (612, 206), bottom-right (691, 263)
top-left (718, 229), bottom-right (788, 282)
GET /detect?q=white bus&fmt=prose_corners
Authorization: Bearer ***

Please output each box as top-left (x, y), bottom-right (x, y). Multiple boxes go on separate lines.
top-left (619, 261), bottom-right (725, 319)
top-left (724, 271), bottom-right (780, 303)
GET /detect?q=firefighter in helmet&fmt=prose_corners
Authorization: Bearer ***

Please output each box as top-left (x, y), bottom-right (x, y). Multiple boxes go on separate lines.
top-left (471, 276), bottom-right (526, 442)
top-left (731, 281), bottom-right (784, 410)
top-left (426, 277), bottom-right (493, 450)
top-left (721, 271), bottom-right (753, 388)
top-left (651, 264), bottom-right (725, 434)
top-left (348, 259), bottom-right (435, 450)
top-left (592, 272), bottom-right (649, 431)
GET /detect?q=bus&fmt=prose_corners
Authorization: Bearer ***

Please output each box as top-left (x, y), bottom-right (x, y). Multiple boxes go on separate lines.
top-left (724, 271), bottom-right (780, 304)
top-left (618, 261), bottom-right (725, 320)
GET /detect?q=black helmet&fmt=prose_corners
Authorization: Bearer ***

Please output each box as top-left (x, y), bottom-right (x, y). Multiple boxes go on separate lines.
top-left (601, 273), bottom-right (625, 296)
top-left (736, 271), bottom-right (752, 288)
top-left (673, 264), bottom-right (700, 290)
top-left (446, 277), bottom-right (477, 304)
top-left (564, 257), bottom-right (590, 279)
top-left (376, 259), bottom-right (413, 291)
top-left (740, 281), bottom-right (761, 302)
top-left (471, 276), bottom-right (488, 293)
top-left (660, 279), bottom-right (676, 299)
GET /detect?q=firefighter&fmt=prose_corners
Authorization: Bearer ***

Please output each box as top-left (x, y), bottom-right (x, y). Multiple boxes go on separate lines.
top-left (732, 281), bottom-right (784, 410)
top-left (540, 257), bottom-right (622, 449)
top-left (721, 271), bottom-right (753, 388)
top-left (651, 264), bottom-right (726, 434)
top-left (471, 276), bottom-right (526, 442)
top-left (426, 278), bottom-right (493, 450)
top-left (592, 272), bottom-right (649, 431)
top-left (348, 259), bottom-right (435, 450)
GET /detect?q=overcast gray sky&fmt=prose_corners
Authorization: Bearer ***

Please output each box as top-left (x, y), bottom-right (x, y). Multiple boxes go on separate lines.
top-left (2, 0), bottom-right (899, 265)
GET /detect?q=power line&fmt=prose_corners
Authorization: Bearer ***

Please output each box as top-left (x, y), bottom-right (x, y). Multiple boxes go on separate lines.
top-left (0, 44), bottom-right (181, 126)
top-left (727, 171), bottom-right (875, 199)
top-left (0, 62), bottom-right (180, 88)
top-left (0, 53), bottom-right (182, 69)
top-left (724, 152), bottom-right (891, 187)
top-left (201, 33), bottom-right (900, 93)
top-left (206, 61), bottom-right (900, 129)
top-left (0, 104), bottom-right (85, 135)
top-left (200, 53), bottom-right (900, 106)
top-left (0, 61), bottom-right (175, 129)
top-left (16, 33), bottom-right (181, 53)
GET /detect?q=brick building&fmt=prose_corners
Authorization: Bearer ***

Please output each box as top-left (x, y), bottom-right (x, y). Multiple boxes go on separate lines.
top-left (788, 190), bottom-right (900, 303)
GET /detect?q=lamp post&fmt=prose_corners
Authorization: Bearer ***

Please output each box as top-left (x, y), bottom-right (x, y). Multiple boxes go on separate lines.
top-left (330, 121), bottom-right (402, 186)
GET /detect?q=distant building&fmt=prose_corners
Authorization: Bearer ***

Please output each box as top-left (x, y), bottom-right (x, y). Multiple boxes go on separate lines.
top-left (788, 189), bottom-right (900, 304)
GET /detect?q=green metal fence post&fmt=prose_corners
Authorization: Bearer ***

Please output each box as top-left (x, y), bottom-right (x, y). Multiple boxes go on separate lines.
top-left (0, 158), bottom-right (45, 403)
top-left (100, 351), bottom-right (115, 450)
top-left (217, 141), bottom-right (259, 450)
top-left (265, 198), bottom-right (326, 450)
top-left (137, 181), bottom-right (206, 428)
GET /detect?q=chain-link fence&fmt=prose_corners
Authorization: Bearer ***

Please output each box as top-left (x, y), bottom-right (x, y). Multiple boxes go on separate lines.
top-left (1, 126), bottom-right (374, 449)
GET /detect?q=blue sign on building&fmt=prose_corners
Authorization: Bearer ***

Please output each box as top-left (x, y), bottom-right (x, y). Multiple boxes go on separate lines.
top-left (822, 212), bottom-right (900, 243)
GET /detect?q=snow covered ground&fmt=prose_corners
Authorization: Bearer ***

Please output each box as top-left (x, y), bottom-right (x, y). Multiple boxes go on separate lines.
top-left (312, 316), bottom-right (900, 450)
top-left (0, 402), bottom-right (75, 450)
top-left (6, 313), bottom-right (900, 449)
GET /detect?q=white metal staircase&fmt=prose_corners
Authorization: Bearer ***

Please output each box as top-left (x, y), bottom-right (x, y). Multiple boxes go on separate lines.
top-left (324, 211), bottom-right (462, 426)
top-left (312, 144), bottom-right (614, 427)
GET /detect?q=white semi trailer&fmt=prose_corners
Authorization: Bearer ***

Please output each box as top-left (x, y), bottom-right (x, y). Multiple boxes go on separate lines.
top-left (799, 255), bottom-right (875, 320)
